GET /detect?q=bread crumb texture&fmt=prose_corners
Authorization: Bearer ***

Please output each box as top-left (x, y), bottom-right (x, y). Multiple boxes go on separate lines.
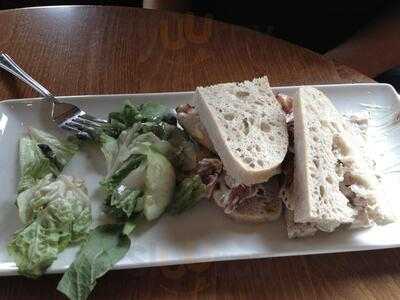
top-left (197, 77), bottom-right (288, 171)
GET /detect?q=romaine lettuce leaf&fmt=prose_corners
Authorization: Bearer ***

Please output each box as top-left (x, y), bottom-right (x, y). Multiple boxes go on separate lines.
top-left (18, 137), bottom-right (58, 193)
top-left (7, 219), bottom-right (59, 278)
top-left (139, 102), bottom-right (176, 124)
top-left (16, 174), bottom-right (54, 224)
top-left (8, 175), bottom-right (92, 278)
top-left (122, 220), bottom-right (137, 236)
top-left (101, 154), bottom-right (145, 195)
top-left (106, 122), bottom-right (197, 173)
top-left (29, 127), bottom-right (79, 167)
top-left (107, 185), bottom-right (142, 219)
top-left (166, 126), bottom-right (198, 172)
top-left (18, 128), bottom-right (79, 193)
top-left (98, 134), bottom-right (118, 176)
top-left (101, 125), bottom-right (153, 177)
top-left (100, 129), bottom-right (176, 221)
top-left (100, 128), bottom-right (173, 192)
top-left (103, 103), bottom-right (144, 137)
top-left (103, 102), bottom-right (176, 138)
top-left (168, 175), bottom-right (206, 215)
top-left (57, 224), bottom-right (131, 300)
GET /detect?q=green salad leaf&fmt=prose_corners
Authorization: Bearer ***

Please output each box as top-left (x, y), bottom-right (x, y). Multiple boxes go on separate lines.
top-left (102, 102), bottom-right (143, 137)
top-left (29, 127), bottom-right (79, 167)
top-left (107, 186), bottom-right (142, 219)
top-left (102, 124), bottom-right (143, 176)
top-left (18, 128), bottom-right (79, 193)
top-left (100, 125), bottom-right (172, 177)
top-left (98, 133), bottom-right (119, 176)
top-left (122, 220), bottom-right (137, 236)
top-left (57, 224), bottom-right (131, 300)
top-left (103, 102), bottom-right (175, 138)
top-left (8, 219), bottom-right (60, 278)
top-left (166, 126), bottom-right (199, 172)
top-left (139, 102), bottom-right (176, 124)
top-left (100, 127), bottom-right (176, 221)
top-left (16, 174), bottom-right (54, 224)
top-left (18, 137), bottom-right (57, 193)
top-left (101, 154), bottom-right (146, 195)
top-left (8, 175), bottom-right (91, 278)
top-left (168, 175), bottom-right (206, 215)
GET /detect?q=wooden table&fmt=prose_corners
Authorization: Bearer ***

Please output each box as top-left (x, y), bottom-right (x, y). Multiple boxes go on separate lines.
top-left (0, 6), bottom-right (396, 300)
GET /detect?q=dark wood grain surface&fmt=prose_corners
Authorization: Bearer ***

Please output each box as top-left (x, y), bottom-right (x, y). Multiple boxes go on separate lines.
top-left (0, 6), bottom-right (393, 300)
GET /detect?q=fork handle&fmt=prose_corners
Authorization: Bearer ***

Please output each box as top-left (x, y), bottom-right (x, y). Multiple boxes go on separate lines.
top-left (0, 53), bottom-right (57, 102)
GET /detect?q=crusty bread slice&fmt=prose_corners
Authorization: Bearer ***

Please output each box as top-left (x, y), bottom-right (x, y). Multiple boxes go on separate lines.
top-left (195, 76), bottom-right (288, 185)
top-left (291, 86), bottom-right (395, 233)
top-left (292, 87), bottom-right (357, 230)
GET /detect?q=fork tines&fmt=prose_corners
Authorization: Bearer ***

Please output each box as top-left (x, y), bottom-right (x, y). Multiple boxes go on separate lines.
top-left (62, 114), bottom-right (107, 139)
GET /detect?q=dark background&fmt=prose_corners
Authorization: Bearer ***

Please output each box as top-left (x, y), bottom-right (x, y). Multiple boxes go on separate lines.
top-left (0, 0), bottom-right (392, 53)
top-left (0, 0), bottom-right (142, 9)
top-left (0, 0), bottom-right (399, 88)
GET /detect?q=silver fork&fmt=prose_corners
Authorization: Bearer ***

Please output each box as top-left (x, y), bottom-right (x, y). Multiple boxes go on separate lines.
top-left (0, 53), bottom-right (107, 139)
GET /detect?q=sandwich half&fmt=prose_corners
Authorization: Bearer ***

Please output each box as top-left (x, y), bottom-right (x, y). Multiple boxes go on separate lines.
top-left (176, 76), bottom-right (287, 223)
top-left (283, 86), bottom-right (393, 237)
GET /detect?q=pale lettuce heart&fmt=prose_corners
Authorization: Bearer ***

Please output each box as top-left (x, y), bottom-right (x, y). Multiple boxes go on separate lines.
top-left (8, 175), bottom-right (92, 278)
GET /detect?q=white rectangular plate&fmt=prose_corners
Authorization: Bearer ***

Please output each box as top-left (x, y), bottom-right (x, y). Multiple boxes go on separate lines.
top-left (1, 83), bottom-right (400, 276)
